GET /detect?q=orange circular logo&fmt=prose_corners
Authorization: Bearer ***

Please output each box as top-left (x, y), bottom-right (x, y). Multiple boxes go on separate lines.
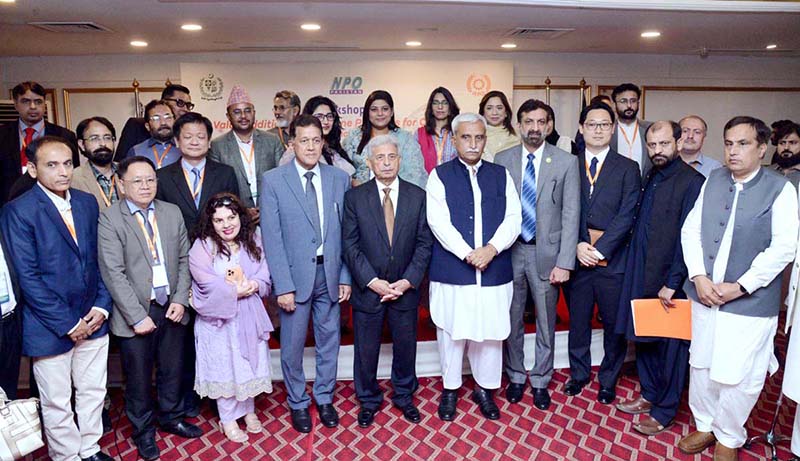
top-left (466, 73), bottom-right (492, 97)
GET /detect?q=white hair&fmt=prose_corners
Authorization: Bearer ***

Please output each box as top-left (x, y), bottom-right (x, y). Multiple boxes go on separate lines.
top-left (451, 112), bottom-right (487, 134)
top-left (365, 134), bottom-right (399, 159)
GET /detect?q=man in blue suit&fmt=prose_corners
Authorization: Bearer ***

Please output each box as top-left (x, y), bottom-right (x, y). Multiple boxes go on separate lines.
top-left (566, 102), bottom-right (640, 405)
top-left (1, 136), bottom-right (113, 461)
top-left (260, 114), bottom-right (352, 433)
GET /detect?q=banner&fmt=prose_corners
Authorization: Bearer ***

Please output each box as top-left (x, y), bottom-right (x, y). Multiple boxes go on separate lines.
top-left (180, 60), bottom-right (514, 138)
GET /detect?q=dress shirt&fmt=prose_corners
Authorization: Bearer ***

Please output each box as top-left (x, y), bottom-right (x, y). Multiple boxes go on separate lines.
top-left (181, 158), bottom-right (207, 205)
top-left (519, 143), bottom-right (545, 190)
top-left (683, 153), bottom-right (722, 178)
top-left (294, 159), bottom-right (324, 256)
top-left (366, 177), bottom-right (400, 288)
top-left (89, 163), bottom-right (118, 204)
top-left (37, 183), bottom-right (109, 331)
top-left (18, 119), bottom-right (44, 148)
top-left (125, 199), bottom-right (171, 304)
top-left (0, 242), bottom-right (17, 317)
top-left (584, 146), bottom-right (610, 261)
top-left (129, 138), bottom-right (181, 169)
top-left (234, 133), bottom-right (259, 201)
top-left (617, 121), bottom-right (643, 168)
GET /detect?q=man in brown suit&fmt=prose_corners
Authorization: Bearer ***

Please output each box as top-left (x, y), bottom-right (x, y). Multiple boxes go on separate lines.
top-left (73, 117), bottom-right (122, 210)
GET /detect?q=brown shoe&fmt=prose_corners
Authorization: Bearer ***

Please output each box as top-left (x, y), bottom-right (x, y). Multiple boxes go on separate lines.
top-left (678, 430), bottom-right (716, 454)
top-left (616, 395), bottom-right (652, 414)
top-left (712, 442), bottom-right (738, 461)
top-left (632, 414), bottom-right (670, 436)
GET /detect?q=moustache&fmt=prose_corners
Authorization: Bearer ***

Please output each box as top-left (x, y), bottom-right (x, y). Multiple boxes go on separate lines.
top-left (90, 148), bottom-right (114, 166)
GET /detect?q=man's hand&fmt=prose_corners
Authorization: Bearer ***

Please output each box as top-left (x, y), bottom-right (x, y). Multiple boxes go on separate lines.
top-left (466, 245), bottom-right (498, 271)
top-left (278, 293), bottom-right (296, 312)
top-left (577, 242), bottom-right (599, 267)
top-left (133, 316), bottom-right (157, 335)
top-left (382, 279), bottom-right (412, 302)
top-left (166, 303), bottom-right (185, 323)
top-left (716, 282), bottom-right (745, 304)
top-left (549, 267), bottom-right (570, 285)
top-left (657, 286), bottom-right (676, 312)
top-left (338, 285), bottom-right (352, 303)
top-left (369, 279), bottom-right (402, 299)
top-left (693, 275), bottom-right (723, 306)
top-left (68, 318), bottom-right (91, 343)
top-left (84, 309), bottom-right (106, 334)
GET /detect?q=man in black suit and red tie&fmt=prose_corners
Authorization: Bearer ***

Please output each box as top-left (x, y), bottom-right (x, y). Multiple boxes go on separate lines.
top-left (0, 81), bottom-right (81, 206)
top-left (342, 134), bottom-right (433, 428)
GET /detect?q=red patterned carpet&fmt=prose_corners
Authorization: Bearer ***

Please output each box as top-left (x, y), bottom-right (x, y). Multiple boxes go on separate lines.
top-left (27, 363), bottom-right (796, 461)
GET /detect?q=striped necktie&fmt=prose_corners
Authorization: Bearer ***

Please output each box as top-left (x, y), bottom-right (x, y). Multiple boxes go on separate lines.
top-left (521, 153), bottom-right (537, 242)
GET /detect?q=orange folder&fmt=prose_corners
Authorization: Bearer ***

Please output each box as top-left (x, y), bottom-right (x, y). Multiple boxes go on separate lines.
top-left (631, 299), bottom-right (692, 340)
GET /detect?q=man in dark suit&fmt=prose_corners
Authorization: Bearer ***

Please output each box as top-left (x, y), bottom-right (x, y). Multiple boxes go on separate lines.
top-left (0, 81), bottom-right (80, 206)
top-left (566, 101), bottom-right (640, 404)
top-left (155, 112), bottom-right (239, 417)
top-left (1, 136), bottom-right (113, 461)
top-left (342, 134), bottom-right (433, 427)
top-left (0, 230), bottom-right (22, 400)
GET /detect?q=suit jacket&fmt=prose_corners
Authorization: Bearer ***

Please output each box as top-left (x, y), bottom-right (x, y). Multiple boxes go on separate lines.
top-left (260, 162), bottom-right (352, 304)
top-left (611, 119), bottom-right (652, 176)
top-left (70, 162), bottom-right (121, 211)
top-left (342, 178), bottom-right (433, 313)
top-left (155, 158), bottom-right (240, 239)
top-left (209, 129), bottom-right (284, 208)
top-left (0, 121), bottom-right (81, 206)
top-left (577, 149), bottom-right (641, 273)
top-left (495, 142), bottom-right (581, 279)
top-left (0, 186), bottom-right (112, 357)
top-left (114, 117), bottom-right (149, 162)
top-left (97, 199), bottom-right (191, 338)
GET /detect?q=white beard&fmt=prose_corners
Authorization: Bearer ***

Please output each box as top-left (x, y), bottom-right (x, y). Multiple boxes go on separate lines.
top-left (276, 119), bottom-right (289, 128)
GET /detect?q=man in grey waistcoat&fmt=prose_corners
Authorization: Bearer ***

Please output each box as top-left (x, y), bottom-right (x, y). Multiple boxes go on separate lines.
top-left (677, 116), bottom-right (799, 461)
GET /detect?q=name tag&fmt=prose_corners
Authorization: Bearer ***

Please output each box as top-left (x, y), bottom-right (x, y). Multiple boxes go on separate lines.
top-left (152, 264), bottom-right (169, 288)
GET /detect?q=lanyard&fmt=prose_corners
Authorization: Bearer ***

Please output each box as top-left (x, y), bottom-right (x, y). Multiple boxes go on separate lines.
top-left (435, 130), bottom-right (449, 165)
top-left (95, 175), bottom-right (116, 208)
top-left (585, 158), bottom-right (604, 187)
top-left (182, 166), bottom-right (205, 201)
top-left (276, 128), bottom-right (287, 149)
top-left (134, 210), bottom-right (161, 263)
top-left (238, 141), bottom-right (255, 177)
top-left (619, 121), bottom-right (639, 158)
top-left (152, 144), bottom-right (172, 169)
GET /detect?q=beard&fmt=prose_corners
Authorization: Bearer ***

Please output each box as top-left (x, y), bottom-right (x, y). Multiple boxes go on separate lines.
top-left (617, 108), bottom-right (638, 122)
top-left (276, 119), bottom-right (289, 128)
top-left (524, 130), bottom-right (544, 148)
top-left (650, 154), bottom-right (671, 167)
top-left (88, 147), bottom-right (114, 166)
top-left (153, 127), bottom-right (173, 142)
top-left (775, 151), bottom-right (800, 169)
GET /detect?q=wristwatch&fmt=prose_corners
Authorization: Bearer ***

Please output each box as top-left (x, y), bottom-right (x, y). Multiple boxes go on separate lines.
top-left (738, 283), bottom-right (748, 295)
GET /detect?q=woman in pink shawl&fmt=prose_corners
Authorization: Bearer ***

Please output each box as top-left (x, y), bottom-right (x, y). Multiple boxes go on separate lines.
top-left (190, 192), bottom-right (273, 443)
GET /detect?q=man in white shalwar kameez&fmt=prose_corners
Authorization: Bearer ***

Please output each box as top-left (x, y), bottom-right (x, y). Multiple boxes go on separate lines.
top-left (780, 184), bottom-right (800, 461)
top-left (426, 113), bottom-right (521, 421)
top-left (678, 116), bottom-right (798, 461)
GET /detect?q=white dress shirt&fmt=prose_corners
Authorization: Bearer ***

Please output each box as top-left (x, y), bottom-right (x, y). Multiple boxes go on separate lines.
top-left (235, 133), bottom-right (259, 201)
top-left (617, 121), bottom-right (643, 168)
top-left (426, 159), bottom-right (522, 341)
top-left (376, 177), bottom-right (399, 217)
top-left (295, 159), bottom-right (325, 256)
top-left (519, 143), bottom-right (545, 190)
top-left (681, 168), bottom-right (799, 384)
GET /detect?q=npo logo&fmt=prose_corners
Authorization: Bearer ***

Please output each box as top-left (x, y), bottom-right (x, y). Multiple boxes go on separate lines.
top-left (330, 76), bottom-right (364, 95)
top-left (466, 73), bottom-right (491, 97)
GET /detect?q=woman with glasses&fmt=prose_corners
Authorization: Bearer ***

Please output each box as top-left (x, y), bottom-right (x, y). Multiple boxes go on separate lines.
top-left (189, 192), bottom-right (273, 443)
top-left (478, 90), bottom-right (520, 162)
top-left (280, 95), bottom-right (356, 177)
top-left (415, 87), bottom-right (460, 173)
top-left (343, 90), bottom-right (427, 188)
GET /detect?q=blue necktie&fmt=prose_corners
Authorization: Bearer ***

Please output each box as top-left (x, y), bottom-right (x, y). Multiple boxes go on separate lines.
top-left (191, 168), bottom-right (201, 208)
top-left (521, 153), bottom-right (537, 242)
top-left (589, 157), bottom-right (598, 179)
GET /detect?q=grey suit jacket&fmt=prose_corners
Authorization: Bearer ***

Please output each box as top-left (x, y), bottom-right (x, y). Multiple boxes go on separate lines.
top-left (495, 142), bottom-right (580, 279)
top-left (611, 119), bottom-right (652, 176)
top-left (70, 162), bottom-right (120, 212)
top-left (259, 162), bottom-right (352, 304)
top-left (209, 129), bottom-right (284, 207)
top-left (97, 199), bottom-right (192, 338)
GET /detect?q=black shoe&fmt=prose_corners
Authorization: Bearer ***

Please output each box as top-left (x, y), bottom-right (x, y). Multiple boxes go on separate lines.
top-left (471, 387), bottom-right (500, 420)
top-left (134, 435), bottom-right (160, 461)
top-left (101, 407), bottom-right (112, 434)
top-left (316, 403), bottom-right (339, 428)
top-left (438, 389), bottom-right (458, 421)
top-left (82, 452), bottom-right (114, 461)
top-left (160, 420), bottom-right (203, 438)
top-left (532, 387), bottom-right (551, 410)
top-left (597, 386), bottom-right (616, 404)
top-left (397, 404), bottom-right (421, 424)
top-left (505, 382), bottom-right (525, 404)
top-left (290, 408), bottom-right (312, 433)
top-left (564, 379), bottom-right (589, 396)
top-left (357, 408), bottom-right (376, 428)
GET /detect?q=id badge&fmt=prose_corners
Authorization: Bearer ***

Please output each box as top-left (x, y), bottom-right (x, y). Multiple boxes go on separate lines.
top-left (152, 264), bottom-right (169, 288)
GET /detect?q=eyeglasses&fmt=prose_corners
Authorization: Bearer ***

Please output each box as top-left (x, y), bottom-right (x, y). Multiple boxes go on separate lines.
top-left (164, 98), bottom-right (195, 110)
top-left (431, 101), bottom-right (450, 108)
top-left (584, 121), bottom-right (614, 131)
top-left (84, 135), bottom-right (116, 144)
top-left (149, 114), bottom-right (174, 123)
top-left (128, 177), bottom-right (157, 188)
top-left (230, 107), bottom-right (254, 117)
top-left (211, 196), bottom-right (234, 208)
top-left (616, 98), bottom-right (638, 106)
top-left (313, 113), bottom-right (335, 122)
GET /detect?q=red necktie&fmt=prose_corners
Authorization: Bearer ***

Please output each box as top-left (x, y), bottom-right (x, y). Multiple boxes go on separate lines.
top-left (20, 127), bottom-right (35, 168)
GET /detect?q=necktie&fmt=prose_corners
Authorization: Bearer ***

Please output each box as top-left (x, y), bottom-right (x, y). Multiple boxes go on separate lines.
top-left (521, 153), bottom-right (537, 242)
top-left (383, 187), bottom-right (394, 246)
top-left (138, 210), bottom-right (168, 305)
top-left (20, 127), bottom-right (34, 169)
top-left (470, 166), bottom-right (477, 177)
top-left (304, 171), bottom-right (322, 247)
top-left (191, 167), bottom-right (201, 208)
top-left (589, 157), bottom-right (598, 178)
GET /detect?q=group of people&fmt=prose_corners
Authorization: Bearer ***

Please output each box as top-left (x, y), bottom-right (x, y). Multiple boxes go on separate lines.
top-left (0, 79), bottom-right (799, 461)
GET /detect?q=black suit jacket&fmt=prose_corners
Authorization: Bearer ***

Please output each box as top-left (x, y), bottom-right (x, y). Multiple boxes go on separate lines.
top-left (155, 159), bottom-right (240, 239)
top-left (578, 149), bottom-right (641, 273)
top-left (0, 121), bottom-right (80, 206)
top-left (114, 117), bottom-right (149, 162)
top-left (342, 178), bottom-right (433, 313)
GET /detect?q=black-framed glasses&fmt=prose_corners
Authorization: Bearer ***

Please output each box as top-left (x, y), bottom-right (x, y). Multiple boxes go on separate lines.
top-left (164, 98), bottom-right (195, 110)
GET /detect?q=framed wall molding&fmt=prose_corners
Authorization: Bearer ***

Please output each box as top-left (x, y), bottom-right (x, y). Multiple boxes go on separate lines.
top-left (62, 86), bottom-right (163, 131)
